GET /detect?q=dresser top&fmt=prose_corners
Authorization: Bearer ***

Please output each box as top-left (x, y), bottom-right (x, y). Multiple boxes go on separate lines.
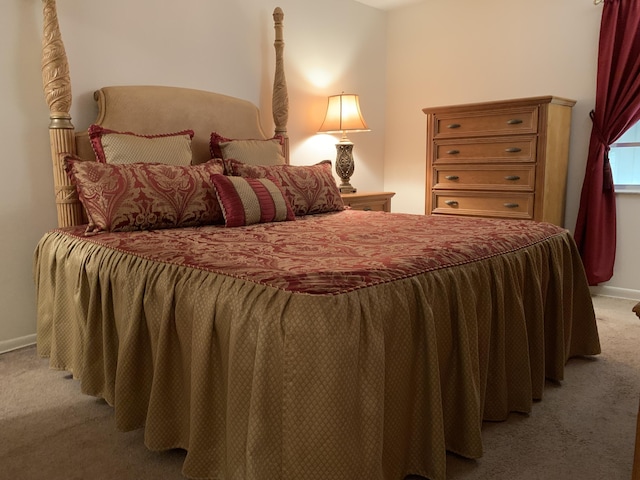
top-left (422, 95), bottom-right (576, 115)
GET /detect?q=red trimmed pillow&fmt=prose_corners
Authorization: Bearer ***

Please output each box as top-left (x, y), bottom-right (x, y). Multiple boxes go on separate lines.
top-left (89, 124), bottom-right (194, 165)
top-left (64, 156), bottom-right (224, 234)
top-left (211, 174), bottom-right (295, 227)
top-left (210, 132), bottom-right (285, 166)
top-left (224, 159), bottom-right (344, 216)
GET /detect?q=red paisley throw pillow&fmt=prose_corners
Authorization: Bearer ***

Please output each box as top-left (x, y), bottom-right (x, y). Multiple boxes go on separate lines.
top-left (64, 156), bottom-right (224, 234)
top-left (224, 159), bottom-right (344, 216)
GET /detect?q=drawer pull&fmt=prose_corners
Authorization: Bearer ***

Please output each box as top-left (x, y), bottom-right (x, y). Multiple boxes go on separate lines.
top-left (505, 147), bottom-right (522, 153)
top-left (444, 200), bottom-right (459, 207)
top-left (447, 123), bottom-right (461, 129)
top-left (505, 175), bottom-right (521, 181)
top-left (446, 149), bottom-right (460, 155)
top-left (445, 175), bottom-right (459, 181)
top-left (507, 119), bottom-right (523, 125)
top-left (504, 203), bottom-right (520, 209)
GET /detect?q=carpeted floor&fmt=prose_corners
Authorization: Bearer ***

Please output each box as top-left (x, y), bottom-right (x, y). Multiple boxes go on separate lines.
top-left (0, 295), bottom-right (638, 480)
top-left (444, 294), bottom-right (640, 480)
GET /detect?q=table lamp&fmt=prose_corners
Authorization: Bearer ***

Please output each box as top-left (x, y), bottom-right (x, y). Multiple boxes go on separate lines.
top-left (318, 93), bottom-right (370, 193)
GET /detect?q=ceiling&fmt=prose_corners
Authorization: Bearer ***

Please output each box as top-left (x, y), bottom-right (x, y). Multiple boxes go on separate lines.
top-left (353, 0), bottom-right (424, 10)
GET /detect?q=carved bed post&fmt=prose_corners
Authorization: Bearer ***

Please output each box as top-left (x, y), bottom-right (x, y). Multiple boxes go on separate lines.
top-left (272, 7), bottom-right (289, 163)
top-left (41, 0), bottom-right (83, 227)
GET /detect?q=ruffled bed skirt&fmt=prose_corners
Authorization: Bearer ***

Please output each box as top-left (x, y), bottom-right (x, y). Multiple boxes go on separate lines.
top-left (33, 225), bottom-right (600, 480)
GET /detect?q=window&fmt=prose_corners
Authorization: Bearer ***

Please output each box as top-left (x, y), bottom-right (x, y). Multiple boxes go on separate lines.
top-left (609, 121), bottom-right (640, 190)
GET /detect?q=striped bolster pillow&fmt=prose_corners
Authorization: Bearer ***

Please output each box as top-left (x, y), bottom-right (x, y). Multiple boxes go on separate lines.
top-left (211, 174), bottom-right (295, 227)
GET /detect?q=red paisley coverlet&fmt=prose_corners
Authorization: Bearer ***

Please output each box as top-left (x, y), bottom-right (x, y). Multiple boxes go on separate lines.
top-left (35, 208), bottom-right (601, 480)
top-left (52, 209), bottom-right (567, 295)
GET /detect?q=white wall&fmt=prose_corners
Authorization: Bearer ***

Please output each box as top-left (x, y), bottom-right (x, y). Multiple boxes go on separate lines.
top-left (602, 193), bottom-right (640, 297)
top-left (0, 1), bottom-right (57, 353)
top-left (384, 0), bottom-right (640, 297)
top-left (0, 0), bottom-right (387, 351)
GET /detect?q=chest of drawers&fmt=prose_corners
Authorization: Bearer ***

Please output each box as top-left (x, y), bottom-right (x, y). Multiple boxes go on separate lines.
top-left (423, 96), bottom-right (575, 226)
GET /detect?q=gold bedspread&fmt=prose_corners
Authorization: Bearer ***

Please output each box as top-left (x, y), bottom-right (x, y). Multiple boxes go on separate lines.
top-left (33, 212), bottom-right (600, 480)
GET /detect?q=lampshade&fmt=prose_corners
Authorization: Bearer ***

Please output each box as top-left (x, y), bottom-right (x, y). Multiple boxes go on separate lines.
top-left (318, 93), bottom-right (370, 134)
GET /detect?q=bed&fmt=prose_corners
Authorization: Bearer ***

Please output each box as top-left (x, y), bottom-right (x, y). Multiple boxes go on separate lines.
top-left (34, 2), bottom-right (601, 480)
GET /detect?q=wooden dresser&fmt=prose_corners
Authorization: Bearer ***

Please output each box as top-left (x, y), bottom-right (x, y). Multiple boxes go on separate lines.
top-left (423, 96), bottom-right (575, 227)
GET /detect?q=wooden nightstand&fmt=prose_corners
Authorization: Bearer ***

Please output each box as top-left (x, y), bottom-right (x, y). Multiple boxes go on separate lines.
top-left (341, 192), bottom-right (395, 212)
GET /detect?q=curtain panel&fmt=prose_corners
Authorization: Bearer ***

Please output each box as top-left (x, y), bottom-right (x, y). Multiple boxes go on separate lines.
top-left (574, 0), bottom-right (640, 285)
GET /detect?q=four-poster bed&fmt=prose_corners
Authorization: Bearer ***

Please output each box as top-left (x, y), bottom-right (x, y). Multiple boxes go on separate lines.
top-left (34, 1), bottom-right (601, 479)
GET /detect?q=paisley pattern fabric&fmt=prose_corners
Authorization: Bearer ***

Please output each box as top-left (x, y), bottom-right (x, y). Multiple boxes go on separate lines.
top-left (88, 124), bottom-right (194, 165)
top-left (65, 157), bottom-right (224, 233)
top-left (225, 159), bottom-right (344, 216)
top-left (33, 211), bottom-right (601, 480)
top-left (47, 209), bottom-right (573, 294)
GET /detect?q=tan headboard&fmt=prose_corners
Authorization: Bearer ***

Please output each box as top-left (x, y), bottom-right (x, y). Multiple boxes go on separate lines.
top-left (41, 0), bottom-right (289, 228)
top-left (75, 86), bottom-right (271, 166)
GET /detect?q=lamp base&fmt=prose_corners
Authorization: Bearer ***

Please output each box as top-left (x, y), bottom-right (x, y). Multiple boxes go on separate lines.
top-left (339, 184), bottom-right (357, 194)
top-left (335, 142), bottom-right (356, 194)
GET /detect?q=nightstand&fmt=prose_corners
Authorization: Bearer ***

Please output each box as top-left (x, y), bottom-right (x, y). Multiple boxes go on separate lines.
top-left (341, 192), bottom-right (395, 212)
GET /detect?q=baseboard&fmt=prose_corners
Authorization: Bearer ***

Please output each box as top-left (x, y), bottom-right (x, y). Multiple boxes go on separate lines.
top-left (0, 334), bottom-right (36, 355)
top-left (590, 285), bottom-right (640, 301)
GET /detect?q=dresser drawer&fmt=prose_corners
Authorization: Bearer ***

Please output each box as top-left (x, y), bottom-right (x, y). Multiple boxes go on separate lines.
top-left (344, 199), bottom-right (387, 211)
top-left (434, 136), bottom-right (536, 164)
top-left (433, 165), bottom-right (536, 191)
top-left (341, 192), bottom-right (395, 212)
top-left (431, 191), bottom-right (534, 219)
top-left (433, 107), bottom-right (538, 138)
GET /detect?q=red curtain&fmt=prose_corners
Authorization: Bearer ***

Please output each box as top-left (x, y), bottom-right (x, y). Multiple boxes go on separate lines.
top-left (574, 0), bottom-right (640, 285)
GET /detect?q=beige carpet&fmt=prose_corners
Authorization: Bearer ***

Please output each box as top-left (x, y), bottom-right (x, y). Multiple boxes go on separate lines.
top-left (0, 295), bottom-right (638, 480)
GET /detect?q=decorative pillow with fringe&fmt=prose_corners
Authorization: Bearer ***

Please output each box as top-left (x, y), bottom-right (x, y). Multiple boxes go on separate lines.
top-left (210, 132), bottom-right (285, 166)
top-left (64, 155), bottom-right (224, 234)
top-left (89, 124), bottom-right (194, 165)
top-left (224, 159), bottom-right (344, 216)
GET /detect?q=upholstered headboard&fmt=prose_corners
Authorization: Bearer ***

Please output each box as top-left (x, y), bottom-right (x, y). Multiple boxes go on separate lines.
top-left (75, 86), bottom-right (272, 166)
top-left (41, 0), bottom-right (289, 228)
